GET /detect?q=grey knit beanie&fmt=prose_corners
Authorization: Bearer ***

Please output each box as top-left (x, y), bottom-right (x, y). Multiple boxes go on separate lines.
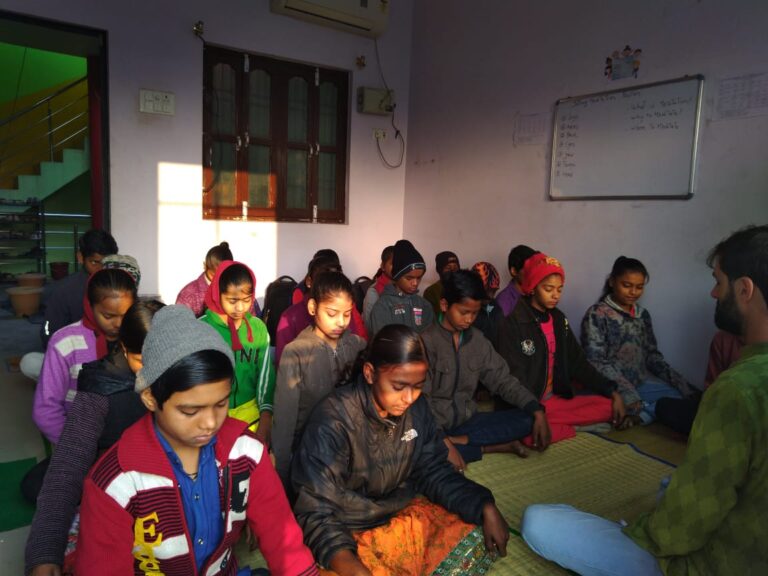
top-left (135, 305), bottom-right (235, 392)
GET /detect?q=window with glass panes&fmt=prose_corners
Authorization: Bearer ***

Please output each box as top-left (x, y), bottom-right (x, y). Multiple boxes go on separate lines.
top-left (203, 46), bottom-right (348, 222)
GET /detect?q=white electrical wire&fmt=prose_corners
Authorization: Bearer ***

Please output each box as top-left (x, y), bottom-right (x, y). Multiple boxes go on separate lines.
top-left (373, 38), bottom-right (405, 169)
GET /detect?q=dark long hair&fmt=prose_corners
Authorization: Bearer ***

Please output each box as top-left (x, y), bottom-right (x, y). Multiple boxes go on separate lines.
top-left (601, 256), bottom-right (649, 298)
top-left (205, 241), bottom-right (233, 270)
top-left (310, 271), bottom-right (355, 304)
top-left (373, 245), bottom-right (394, 280)
top-left (119, 300), bottom-right (165, 354)
top-left (150, 349), bottom-right (234, 409)
top-left (218, 262), bottom-right (253, 294)
top-left (87, 268), bottom-right (138, 305)
top-left (343, 324), bottom-right (427, 387)
top-left (366, 324), bottom-right (426, 370)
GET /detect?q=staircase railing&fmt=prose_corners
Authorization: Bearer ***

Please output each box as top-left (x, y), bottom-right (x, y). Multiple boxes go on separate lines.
top-left (0, 76), bottom-right (89, 190)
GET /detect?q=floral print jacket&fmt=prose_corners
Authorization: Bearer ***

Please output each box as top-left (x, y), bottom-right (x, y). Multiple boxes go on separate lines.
top-left (580, 297), bottom-right (693, 406)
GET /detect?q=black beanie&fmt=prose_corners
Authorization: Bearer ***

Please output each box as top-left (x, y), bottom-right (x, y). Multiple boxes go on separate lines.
top-left (391, 240), bottom-right (426, 280)
top-left (435, 251), bottom-right (459, 272)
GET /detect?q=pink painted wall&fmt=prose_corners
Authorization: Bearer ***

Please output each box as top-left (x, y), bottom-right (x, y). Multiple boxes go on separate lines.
top-left (404, 0), bottom-right (768, 382)
top-left (0, 0), bottom-right (413, 302)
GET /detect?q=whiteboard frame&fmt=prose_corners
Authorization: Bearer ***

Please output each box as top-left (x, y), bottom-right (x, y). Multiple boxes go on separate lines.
top-left (548, 75), bottom-right (704, 201)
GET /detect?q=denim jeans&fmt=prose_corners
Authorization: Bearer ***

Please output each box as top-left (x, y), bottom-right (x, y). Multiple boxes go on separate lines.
top-left (521, 503), bottom-right (663, 576)
top-left (636, 379), bottom-right (682, 424)
top-left (446, 409), bottom-right (532, 462)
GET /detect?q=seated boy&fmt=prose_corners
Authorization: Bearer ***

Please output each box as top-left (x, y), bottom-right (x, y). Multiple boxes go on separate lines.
top-left (369, 239), bottom-right (435, 335)
top-left (494, 244), bottom-right (537, 318)
top-left (423, 250), bottom-right (460, 316)
top-left (421, 269), bottom-right (551, 469)
top-left (496, 253), bottom-right (626, 444)
top-left (75, 305), bottom-right (316, 576)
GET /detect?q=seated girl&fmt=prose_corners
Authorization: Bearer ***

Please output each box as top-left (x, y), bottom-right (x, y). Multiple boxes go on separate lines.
top-left (581, 256), bottom-right (694, 425)
top-left (75, 305), bottom-right (316, 576)
top-left (496, 253), bottom-right (626, 444)
top-left (202, 261), bottom-right (275, 445)
top-left (33, 268), bottom-right (137, 444)
top-left (291, 324), bottom-right (509, 576)
top-left (25, 300), bottom-right (164, 576)
top-left (176, 242), bottom-right (261, 318)
top-left (272, 271), bottom-right (366, 483)
top-left (276, 256), bottom-right (367, 366)
top-left (175, 241), bottom-right (232, 316)
top-left (362, 245), bottom-right (394, 330)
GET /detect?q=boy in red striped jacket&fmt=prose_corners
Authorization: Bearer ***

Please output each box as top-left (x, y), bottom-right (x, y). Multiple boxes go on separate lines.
top-left (76, 305), bottom-right (317, 576)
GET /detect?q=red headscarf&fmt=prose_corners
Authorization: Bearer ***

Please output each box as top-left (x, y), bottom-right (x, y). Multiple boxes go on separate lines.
top-left (81, 269), bottom-right (136, 359)
top-left (204, 260), bottom-right (256, 351)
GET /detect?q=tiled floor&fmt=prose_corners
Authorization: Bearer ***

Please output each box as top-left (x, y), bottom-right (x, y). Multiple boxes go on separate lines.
top-left (0, 307), bottom-right (46, 574)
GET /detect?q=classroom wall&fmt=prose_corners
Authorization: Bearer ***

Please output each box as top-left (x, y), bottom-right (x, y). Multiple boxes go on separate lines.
top-left (404, 0), bottom-right (768, 383)
top-left (0, 0), bottom-right (413, 302)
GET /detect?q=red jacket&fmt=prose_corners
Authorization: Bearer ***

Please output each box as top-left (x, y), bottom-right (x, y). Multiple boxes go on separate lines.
top-left (76, 413), bottom-right (317, 576)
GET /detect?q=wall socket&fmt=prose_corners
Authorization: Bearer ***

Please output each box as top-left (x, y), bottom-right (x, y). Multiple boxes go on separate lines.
top-left (373, 129), bottom-right (386, 140)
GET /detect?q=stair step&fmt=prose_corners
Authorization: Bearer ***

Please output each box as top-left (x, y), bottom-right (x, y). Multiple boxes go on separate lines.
top-left (1, 143), bottom-right (90, 204)
top-left (16, 175), bottom-right (39, 196)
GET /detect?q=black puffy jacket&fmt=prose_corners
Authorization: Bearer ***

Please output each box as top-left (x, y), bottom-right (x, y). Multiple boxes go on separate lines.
top-left (291, 379), bottom-right (494, 568)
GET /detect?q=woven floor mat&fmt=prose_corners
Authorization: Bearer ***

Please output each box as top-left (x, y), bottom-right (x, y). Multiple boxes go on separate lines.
top-left (465, 432), bottom-right (675, 575)
top-left (596, 422), bottom-right (688, 467)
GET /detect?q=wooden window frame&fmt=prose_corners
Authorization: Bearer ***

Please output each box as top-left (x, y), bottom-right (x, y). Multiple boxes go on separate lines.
top-left (203, 46), bottom-right (349, 223)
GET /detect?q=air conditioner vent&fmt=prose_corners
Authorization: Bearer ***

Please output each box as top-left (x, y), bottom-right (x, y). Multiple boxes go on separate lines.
top-left (270, 0), bottom-right (389, 38)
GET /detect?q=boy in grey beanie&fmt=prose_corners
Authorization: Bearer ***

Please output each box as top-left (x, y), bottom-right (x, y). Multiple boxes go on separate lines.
top-left (135, 304), bottom-right (234, 392)
top-left (76, 304), bottom-right (317, 575)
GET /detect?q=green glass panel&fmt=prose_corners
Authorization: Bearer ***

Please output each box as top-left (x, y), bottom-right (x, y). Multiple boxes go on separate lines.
top-left (318, 152), bottom-right (336, 210)
top-left (287, 150), bottom-right (307, 209)
top-left (211, 142), bottom-right (236, 207)
top-left (287, 77), bottom-right (308, 142)
top-left (248, 145), bottom-right (271, 208)
top-left (249, 69), bottom-right (270, 138)
top-left (319, 82), bottom-right (337, 146)
top-left (212, 63), bottom-right (236, 135)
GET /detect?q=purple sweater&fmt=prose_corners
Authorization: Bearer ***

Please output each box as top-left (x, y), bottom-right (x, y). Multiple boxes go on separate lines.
top-left (495, 280), bottom-right (522, 317)
top-left (33, 321), bottom-right (98, 444)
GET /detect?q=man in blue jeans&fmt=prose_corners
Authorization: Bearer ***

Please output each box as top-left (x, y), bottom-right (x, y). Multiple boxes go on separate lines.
top-left (521, 225), bottom-right (768, 576)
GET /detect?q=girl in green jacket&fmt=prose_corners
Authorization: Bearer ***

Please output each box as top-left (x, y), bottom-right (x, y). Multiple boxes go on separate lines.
top-left (202, 261), bottom-right (275, 446)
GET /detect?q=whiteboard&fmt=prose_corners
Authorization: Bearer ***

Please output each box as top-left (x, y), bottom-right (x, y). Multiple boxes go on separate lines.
top-left (549, 76), bottom-right (704, 200)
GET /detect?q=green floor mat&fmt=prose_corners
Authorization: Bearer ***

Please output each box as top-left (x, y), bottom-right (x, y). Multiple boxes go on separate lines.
top-left (463, 432), bottom-right (675, 575)
top-left (238, 431), bottom-right (678, 576)
top-left (0, 457), bottom-right (37, 532)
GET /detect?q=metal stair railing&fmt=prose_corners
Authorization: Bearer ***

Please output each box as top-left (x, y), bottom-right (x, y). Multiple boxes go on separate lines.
top-left (0, 76), bottom-right (89, 188)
